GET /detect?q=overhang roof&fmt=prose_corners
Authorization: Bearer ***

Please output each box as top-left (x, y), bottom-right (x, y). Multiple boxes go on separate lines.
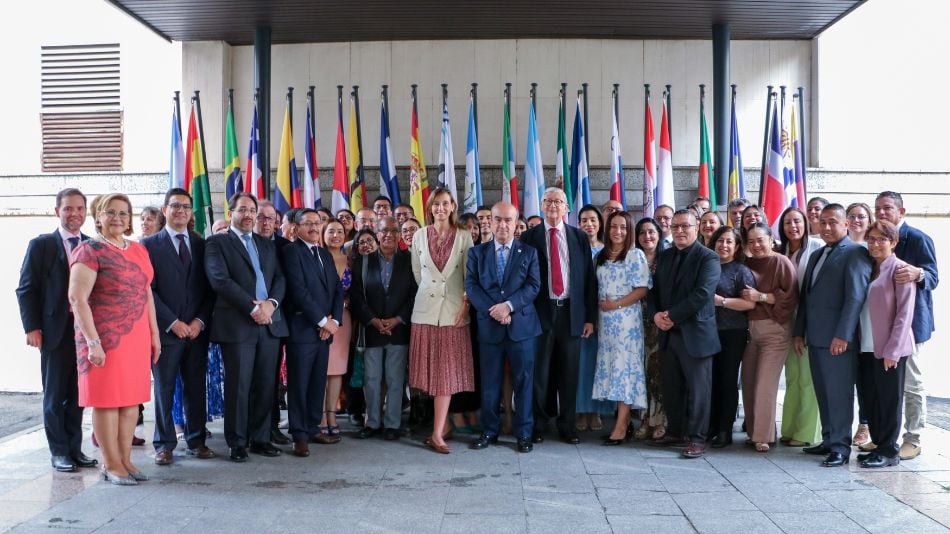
top-left (108, 0), bottom-right (865, 44)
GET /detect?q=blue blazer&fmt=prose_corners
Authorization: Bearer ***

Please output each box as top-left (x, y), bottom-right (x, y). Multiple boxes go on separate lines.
top-left (143, 230), bottom-right (213, 344)
top-left (895, 222), bottom-right (938, 344)
top-left (281, 239), bottom-right (344, 345)
top-left (793, 236), bottom-right (872, 348)
top-left (465, 240), bottom-right (542, 344)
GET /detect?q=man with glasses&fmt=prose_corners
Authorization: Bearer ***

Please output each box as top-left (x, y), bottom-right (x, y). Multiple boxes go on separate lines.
top-left (205, 192), bottom-right (289, 462)
top-left (601, 199), bottom-right (623, 218)
top-left (648, 209), bottom-right (721, 458)
top-left (355, 207), bottom-right (377, 231)
top-left (394, 203), bottom-right (414, 227)
top-left (653, 205), bottom-right (674, 250)
top-left (373, 196), bottom-right (393, 219)
top-left (143, 188), bottom-right (215, 465)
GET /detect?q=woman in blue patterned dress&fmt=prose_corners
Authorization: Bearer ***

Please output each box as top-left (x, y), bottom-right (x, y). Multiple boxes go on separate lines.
top-left (591, 211), bottom-right (652, 445)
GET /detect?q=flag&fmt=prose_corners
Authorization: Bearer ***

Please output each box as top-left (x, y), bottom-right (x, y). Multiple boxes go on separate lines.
top-left (727, 96), bottom-right (745, 218)
top-left (244, 103), bottom-right (265, 200)
top-left (791, 98), bottom-right (806, 209)
top-left (569, 96), bottom-right (590, 225)
top-left (780, 97), bottom-right (798, 211)
top-left (761, 101), bottom-right (785, 232)
top-left (522, 102), bottom-right (544, 218)
top-left (274, 105), bottom-right (300, 213)
top-left (643, 96), bottom-right (657, 217)
top-left (184, 104), bottom-right (211, 235)
top-left (379, 97), bottom-right (400, 205)
top-left (501, 94), bottom-right (519, 210)
top-left (609, 92), bottom-right (625, 208)
top-left (303, 101), bottom-right (320, 208)
top-left (698, 96), bottom-right (716, 207)
top-left (331, 94), bottom-right (349, 213)
top-left (657, 99), bottom-right (675, 209)
top-left (408, 91), bottom-right (429, 221)
top-left (169, 102), bottom-right (185, 189)
top-left (556, 94), bottom-right (573, 217)
top-left (437, 99), bottom-right (457, 201)
top-left (347, 95), bottom-right (366, 212)
top-left (223, 99), bottom-right (241, 218)
top-left (462, 96), bottom-right (481, 214)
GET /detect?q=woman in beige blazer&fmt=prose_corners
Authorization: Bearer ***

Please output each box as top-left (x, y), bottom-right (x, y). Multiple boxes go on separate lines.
top-left (409, 187), bottom-right (475, 454)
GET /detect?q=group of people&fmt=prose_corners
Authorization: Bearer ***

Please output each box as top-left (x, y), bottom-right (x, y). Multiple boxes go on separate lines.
top-left (17, 184), bottom-right (936, 485)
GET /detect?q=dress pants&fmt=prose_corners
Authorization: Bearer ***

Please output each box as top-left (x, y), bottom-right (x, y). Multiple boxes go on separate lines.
top-left (286, 339), bottom-right (330, 442)
top-left (709, 328), bottom-right (747, 436)
top-left (808, 345), bottom-right (856, 455)
top-left (780, 346), bottom-right (823, 444)
top-left (861, 356), bottom-right (907, 458)
top-left (152, 335), bottom-right (208, 452)
top-left (363, 344), bottom-right (408, 430)
top-left (482, 337), bottom-right (535, 439)
top-left (662, 331), bottom-right (712, 443)
top-left (855, 351), bottom-right (875, 426)
top-left (41, 332), bottom-right (83, 457)
top-left (221, 326), bottom-right (281, 448)
top-left (741, 319), bottom-right (790, 443)
top-left (903, 343), bottom-right (926, 446)
top-left (533, 300), bottom-right (580, 434)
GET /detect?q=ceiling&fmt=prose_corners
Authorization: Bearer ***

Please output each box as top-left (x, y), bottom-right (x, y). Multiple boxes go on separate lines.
top-left (108, 0), bottom-right (866, 45)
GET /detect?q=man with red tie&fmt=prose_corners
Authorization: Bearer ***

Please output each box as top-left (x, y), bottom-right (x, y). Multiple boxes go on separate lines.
top-left (519, 187), bottom-right (598, 445)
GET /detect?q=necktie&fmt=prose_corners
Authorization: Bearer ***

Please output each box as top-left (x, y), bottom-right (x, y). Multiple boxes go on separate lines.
top-left (497, 245), bottom-right (508, 282)
top-left (241, 233), bottom-right (268, 300)
top-left (311, 245), bottom-right (325, 268)
top-left (176, 234), bottom-right (191, 268)
top-left (67, 237), bottom-right (80, 252)
top-left (811, 246), bottom-right (832, 287)
top-left (549, 228), bottom-right (564, 297)
top-left (670, 247), bottom-right (684, 282)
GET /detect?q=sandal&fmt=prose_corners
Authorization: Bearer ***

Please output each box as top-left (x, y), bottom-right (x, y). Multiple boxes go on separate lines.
top-left (589, 415), bottom-right (604, 431)
top-left (325, 411), bottom-right (341, 436)
top-left (575, 414), bottom-right (590, 432)
top-left (755, 442), bottom-right (770, 453)
top-left (634, 421), bottom-right (651, 440)
top-left (651, 425), bottom-right (666, 441)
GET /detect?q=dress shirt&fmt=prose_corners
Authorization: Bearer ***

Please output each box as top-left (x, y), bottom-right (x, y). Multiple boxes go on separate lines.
top-left (233, 228), bottom-right (280, 310)
top-left (379, 252), bottom-right (395, 292)
top-left (542, 221), bottom-right (570, 299)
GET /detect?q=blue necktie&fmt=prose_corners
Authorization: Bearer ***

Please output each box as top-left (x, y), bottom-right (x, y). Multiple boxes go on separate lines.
top-left (496, 245), bottom-right (508, 282)
top-left (67, 237), bottom-right (80, 252)
top-left (241, 233), bottom-right (268, 300)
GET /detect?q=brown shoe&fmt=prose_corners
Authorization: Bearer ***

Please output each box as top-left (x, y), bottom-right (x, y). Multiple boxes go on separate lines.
top-left (311, 433), bottom-right (341, 445)
top-left (154, 449), bottom-right (173, 465)
top-left (682, 442), bottom-right (707, 459)
top-left (292, 441), bottom-right (310, 457)
top-left (424, 437), bottom-right (450, 454)
top-left (185, 446), bottom-right (216, 459)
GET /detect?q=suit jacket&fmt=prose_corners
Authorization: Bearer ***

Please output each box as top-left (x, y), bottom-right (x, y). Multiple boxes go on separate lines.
top-left (647, 240), bottom-right (721, 358)
top-left (351, 250), bottom-right (417, 347)
top-left (143, 230), bottom-right (213, 344)
top-left (520, 222), bottom-right (597, 336)
top-left (281, 240), bottom-right (344, 344)
top-left (16, 229), bottom-right (89, 350)
top-left (894, 222), bottom-right (937, 344)
top-left (464, 240), bottom-right (542, 344)
top-left (204, 229), bottom-right (289, 343)
top-left (410, 227), bottom-right (473, 326)
top-left (793, 236), bottom-right (872, 348)
top-left (869, 254), bottom-right (916, 361)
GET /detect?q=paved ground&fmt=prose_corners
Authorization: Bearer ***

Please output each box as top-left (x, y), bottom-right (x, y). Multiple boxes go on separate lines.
top-left (2, 405), bottom-right (950, 534)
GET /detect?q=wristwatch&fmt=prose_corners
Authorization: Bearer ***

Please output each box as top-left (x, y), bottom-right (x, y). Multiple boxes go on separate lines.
top-left (759, 293), bottom-right (767, 303)
top-left (87, 339), bottom-right (101, 348)
top-left (917, 268), bottom-right (925, 283)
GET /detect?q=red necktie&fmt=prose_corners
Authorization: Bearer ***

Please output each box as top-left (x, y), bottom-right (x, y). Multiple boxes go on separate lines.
top-left (549, 227), bottom-right (564, 297)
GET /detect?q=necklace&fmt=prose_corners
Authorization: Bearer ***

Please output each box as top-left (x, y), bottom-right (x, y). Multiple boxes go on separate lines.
top-left (97, 233), bottom-right (129, 250)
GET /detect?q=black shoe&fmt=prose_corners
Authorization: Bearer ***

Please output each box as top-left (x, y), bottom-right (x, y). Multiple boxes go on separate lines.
top-left (51, 455), bottom-right (76, 472)
top-left (602, 437), bottom-right (626, 446)
top-left (517, 437), bottom-right (533, 453)
top-left (821, 452), bottom-right (849, 467)
top-left (559, 432), bottom-right (581, 445)
top-left (710, 432), bottom-right (733, 449)
top-left (249, 442), bottom-right (282, 457)
top-left (857, 452), bottom-right (874, 462)
top-left (356, 427), bottom-right (380, 440)
top-left (229, 447), bottom-right (248, 462)
top-left (531, 430), bottom-right (544, 444)
top-left (270, 429), bottom-right (291, 445)
top-left (470, 434), bottom-right (498, 450)
top-left (350, 414), bottom-right (365, 426)
top-left (860, 453), bottom-right (899, 469)
top-left (383, 428), bottom-right (400, 441)
top-left (803, 444), bottom-right (830, 455)
top-left (71, 452), bottom-right (98, 468)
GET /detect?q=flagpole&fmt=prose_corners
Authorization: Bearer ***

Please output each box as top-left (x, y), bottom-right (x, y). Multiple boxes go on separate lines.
top-left (613, 83), bottom-right (620, 134)
top-left (193, 91), bottom-right (214, 225)
top-left (797, 86), bottom-right (807, 198)
top-left (758, 86), bottom-right (774, 207)
top-left (665, 84), bottom-right (672, 156)
top-left (530, 83), bottom-right (537, 113)
top-left (582, 82), bottom-right (590, 167)
top-left (174, 91), bottom-right (182, 137)
top-left (227, 87), bottom-right (235, 175)
top-left (353, 85), bottom-right (365, 188)
top-left (471, 83), bottom-right (478, 138)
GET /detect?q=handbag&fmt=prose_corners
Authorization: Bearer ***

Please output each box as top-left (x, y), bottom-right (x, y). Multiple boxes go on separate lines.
top-left (349, 254), bottom-right (369, 388)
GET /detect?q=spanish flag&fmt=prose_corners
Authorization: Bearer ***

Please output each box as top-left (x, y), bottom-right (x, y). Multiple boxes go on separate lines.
top-left (184, 104), bottom-right (210, 235)
top-left (408, 88), bottom-right (429, 222)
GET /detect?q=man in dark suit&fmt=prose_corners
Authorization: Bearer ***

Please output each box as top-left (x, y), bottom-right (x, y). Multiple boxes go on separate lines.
top-left (205, 192), bottom-right (289, 462)
top-left (648, 209), bottom-right (721, 459)
top-left (16, 188), bottom-right (97, 472)
top-left (351, 216), bottom-right (416, 441)
top-left (519, 187), bottom-right (597, 444)
top-left (466, 202), bottom-right (542, 453)
top-left (281, 208), bottom-right (344, 457)
top-left (793, 203), bottom-right (872, 467)
top-left (653, 205), bottom-right (674, 250)
top-left (143, 188), bottom-right (215, 465)
top-left (874, 191), bottom-right (938, 460)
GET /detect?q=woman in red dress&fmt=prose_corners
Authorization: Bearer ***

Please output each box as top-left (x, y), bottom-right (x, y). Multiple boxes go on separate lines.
top-left (69, 193), bottom-right (160, 485)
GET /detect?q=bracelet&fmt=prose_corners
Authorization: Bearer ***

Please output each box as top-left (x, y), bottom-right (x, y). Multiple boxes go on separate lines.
top-left (721, 297), bottom-right (727, 308)
top-left (759, 293), bottom-right (767, 303)
top-left (86, 339), bottom-right (101, 348)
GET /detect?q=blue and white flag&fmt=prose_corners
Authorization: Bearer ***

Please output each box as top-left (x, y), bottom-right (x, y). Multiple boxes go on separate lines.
top-left (569, 96), bottom-right (590, 225)
top-left (169, 103), bottom-right (185, 189)
top-left (463, 97), bottom-right (482, 214)
top-left (522, 103), bottom-right (544, 218)
top-left (379, 97), bottom-right (400, 204)
top-left (437, 100), bottom-right (457, 201)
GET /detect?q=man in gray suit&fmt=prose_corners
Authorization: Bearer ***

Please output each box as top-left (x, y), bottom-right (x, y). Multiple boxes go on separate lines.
top-left (793, 203), bottom-right (872, 467)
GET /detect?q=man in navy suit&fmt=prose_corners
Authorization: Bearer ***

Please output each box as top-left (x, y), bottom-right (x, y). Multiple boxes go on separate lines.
top-left (143, 188), bottom-right (215, 465)
top-left (465, 202), bottom-right (542, 453)
top-left (794, 203), bottom-right (873, 467)
top-left (280, 208), bottom-right (344, 457)
top-left (875, 191), bottom-right (938, 460)
top-left (205, 192), bottom-right (289, 462)
top-left (519, 187), bottom-right (597, 444)
top-left (648, 209), bottom-right (721, 459)
top-left (16, 188), bottom-right (97, 472)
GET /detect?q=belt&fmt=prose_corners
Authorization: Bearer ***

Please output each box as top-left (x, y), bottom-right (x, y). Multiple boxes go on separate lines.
top-left (550, 298), bottom-right (569, 307)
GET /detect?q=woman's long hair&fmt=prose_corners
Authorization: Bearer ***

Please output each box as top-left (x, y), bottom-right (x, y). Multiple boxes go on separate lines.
top-left (596, 211), bottom-right (636, 266)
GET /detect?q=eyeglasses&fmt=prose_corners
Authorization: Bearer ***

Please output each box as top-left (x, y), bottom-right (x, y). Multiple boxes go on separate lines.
top-left (337, 215), bottom-right (354, 221)
top-left (234, 207), bottom-right (258, 215)
top-left (866, 236), bottom-right (891, 245)
top-left (256, 215), bottom-right (277, 223)
top-left (298, 221), bottom-right (320, 228)
top-left (542, 199), bottom-right (566, 206)
top-left (103, 209), bottom-right (130, 219)
top-left (167, 202), bottom-right (191, 211)
top-left (847, 214), bottom-right (869, 221)
top-left (670, 223), bottom-right (696, 232)
top-left (655, 215), bottom-right (672, 221)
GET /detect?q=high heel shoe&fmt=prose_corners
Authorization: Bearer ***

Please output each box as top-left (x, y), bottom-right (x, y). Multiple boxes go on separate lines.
top-left (100, 469), bottom-right (137, 486)
top-left (127, 470), bottom-right (149, 482)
